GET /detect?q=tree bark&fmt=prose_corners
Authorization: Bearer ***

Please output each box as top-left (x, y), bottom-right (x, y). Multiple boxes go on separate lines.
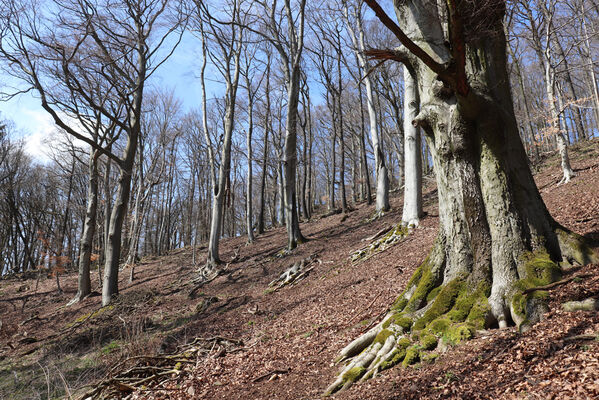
top-left (326, 0), bottom-right (597, 393)
top-left (70, 150), bottom-right (99, 304)
top-left (401, 67), bottom-right (423, 227)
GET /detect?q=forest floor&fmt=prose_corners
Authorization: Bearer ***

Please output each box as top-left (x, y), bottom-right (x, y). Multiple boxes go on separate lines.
top-left (2, 139), bottom-right (599, 400)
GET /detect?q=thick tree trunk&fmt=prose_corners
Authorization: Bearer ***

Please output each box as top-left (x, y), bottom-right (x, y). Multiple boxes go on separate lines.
top-left (401, 67), bottom-right (423, 227)
top-left (326, 1), bottom-right (597, 393)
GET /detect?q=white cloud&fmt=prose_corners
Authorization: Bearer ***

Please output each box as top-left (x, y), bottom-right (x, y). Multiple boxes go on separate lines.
top-left (19, 109), bottom-right (56, 163)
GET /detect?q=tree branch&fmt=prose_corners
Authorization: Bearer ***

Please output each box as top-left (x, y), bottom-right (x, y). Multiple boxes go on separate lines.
top-left (363, 0), bottom-right (447, 78)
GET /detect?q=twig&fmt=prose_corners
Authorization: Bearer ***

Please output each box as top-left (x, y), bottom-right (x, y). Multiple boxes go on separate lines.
top-left (252, 368), bottom-right (290, 383)
top-left (19, 314), bottom-right (40, 326)
top-left (348, 290), bottom-right (383, 324)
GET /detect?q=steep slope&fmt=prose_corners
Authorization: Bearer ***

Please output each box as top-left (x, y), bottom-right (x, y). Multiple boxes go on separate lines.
top-left (1, 139), bottom-right (598, 400)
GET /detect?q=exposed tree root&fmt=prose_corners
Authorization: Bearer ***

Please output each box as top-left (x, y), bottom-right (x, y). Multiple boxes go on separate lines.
top-left (269, 256), bottom-right (319, 290)
top-left (77, 336), bottom-right (243, 399)
top-left (326, 227), bottom-right (598, 396)
top-left (523, 273), bottom-right (591, 295)
top-left (562, 297), bottom-right (599, 312)
top-left (350, 224), bottom-right (409, 263)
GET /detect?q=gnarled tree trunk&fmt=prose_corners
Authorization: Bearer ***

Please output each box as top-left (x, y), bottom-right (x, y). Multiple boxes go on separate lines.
top-left (326, 0), bottom-right (597, 394)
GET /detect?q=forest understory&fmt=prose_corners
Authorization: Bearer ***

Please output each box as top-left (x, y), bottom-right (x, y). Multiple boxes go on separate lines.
top-left (1, 139), bottom-right (599, 400)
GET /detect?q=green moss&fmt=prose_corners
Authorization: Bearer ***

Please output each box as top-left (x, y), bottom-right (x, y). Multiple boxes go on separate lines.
top-left (342, 366), bottom-right (366, 383)
top-left (374, 329), bottom-right (393, 344)
top-left (446, 282), bottom-right (490, 323)
top-left (405, 263), bottom-right (438, 313)
top-left (426, 287), bottom-right (441, 303)
top-left (420, 334), bottom-right (438, 350)
top-left (392, 297), bottom-right (408, 312)
top-left (556, 228), bottom-right (599, 265)
top-left (466, 295), bottom-right (491, 330)
top-left (402, 346), bottom-right (420, 367)
top-left (394, 315), bottom-right (413, 332)
top-left (446, 323), bottom-right (475, 344)
top-left (413, 278), bottom-right (464, 330)
top-left (421, 352), bottom-right (439, 364)
top-left (517, 250), bottom-right (561, 289)
top-left (427, 317), bottom-right (451, 335)
top-left (100, 340), bottom-right (120, 355)
top-left (512, 250), bottom-right (561, 323)
top-left (66, 305), bottom-right (114, 328)
top-left (379, 347), bottom-right (407, 370)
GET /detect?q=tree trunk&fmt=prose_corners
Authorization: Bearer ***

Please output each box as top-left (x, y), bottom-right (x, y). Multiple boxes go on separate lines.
top-left (401, 67), bottom-right (423, 227)
top-left (506, 39), bottom-right (540, 162)
top-left (326, 1), bottom-right (597, 393)
top-left (581, 2), bottom-right (599, 130)
top-left (544, 60), bottom-right (575, 184)
top-left (245, 95), bottom-right (255, 244)
top-left (102, 157), bottom-right (134, 306)
top-left (357, 73), bottom-right (372, 204)
top-left (69, 150), bottom-right (99, 304)
top-left (283, 63), bottom-right (307, 249)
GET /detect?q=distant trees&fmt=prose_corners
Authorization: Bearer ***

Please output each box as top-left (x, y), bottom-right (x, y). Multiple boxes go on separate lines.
top-left (0, 0), bottom-right (185, 305)
top-left (0, 0), bottom-right (598, 311)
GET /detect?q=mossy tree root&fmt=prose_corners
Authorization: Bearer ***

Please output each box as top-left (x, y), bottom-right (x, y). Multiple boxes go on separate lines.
top-left (325, 228), bottom-right (598, 396)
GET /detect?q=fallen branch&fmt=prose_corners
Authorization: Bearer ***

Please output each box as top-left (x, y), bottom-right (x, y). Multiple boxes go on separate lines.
top-left (522, 273), bottom-right (591, 295)
top-left (77, 336), bottom-right (244, 399)
top-left (19, 314), bottom-right (40, 327)
top-left (564, 333), bottom-right (598, 342)
top-left (269, 256), bottom-right (318, 290)
top-left (361, 226), bottom-right (392, 242)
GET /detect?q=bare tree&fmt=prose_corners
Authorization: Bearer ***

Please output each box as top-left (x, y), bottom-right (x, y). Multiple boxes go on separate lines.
top-left (341, 0), bottom-right (390, 214)
top-left (193, 0), bottom-right (245, 274)
top-left (0, 0), bottom-right (185, 305)
top-left (326, 0), bottom-right (596, 393)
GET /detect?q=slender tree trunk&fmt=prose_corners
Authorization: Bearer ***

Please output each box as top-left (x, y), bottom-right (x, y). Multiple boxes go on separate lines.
top-left (103, 157), bottom-right (135, 306)
top-left (506, 39), bottom-right (540, 162)
top-left (283, 63), bottom-right (307, 249)
top-left (401, 67), bottom-right (423, 227)
top-left (102, 58), bottom-right (145, 305)
top-left (70, 150), bottom-right (99, 304)
top-left (337, 45), bottom-right (348, 214)
top-left (357, 74), bottom-right (372, 204)
top-left (581, 2), bottom-right (599, 131)
top-left (554, 37), bottom-right (587, 141)
top-left (544, 60), bottom-right (575, 184)
top-left (245, 87), bottom-right (255, 243)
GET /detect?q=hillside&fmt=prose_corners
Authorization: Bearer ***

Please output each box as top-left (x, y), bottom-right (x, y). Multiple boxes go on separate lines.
top-left (2, 139), bottom-right (599, 400)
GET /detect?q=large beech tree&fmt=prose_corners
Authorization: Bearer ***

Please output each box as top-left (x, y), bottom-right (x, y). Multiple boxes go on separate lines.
top-left (326, 0), bottom-right (597, 394)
